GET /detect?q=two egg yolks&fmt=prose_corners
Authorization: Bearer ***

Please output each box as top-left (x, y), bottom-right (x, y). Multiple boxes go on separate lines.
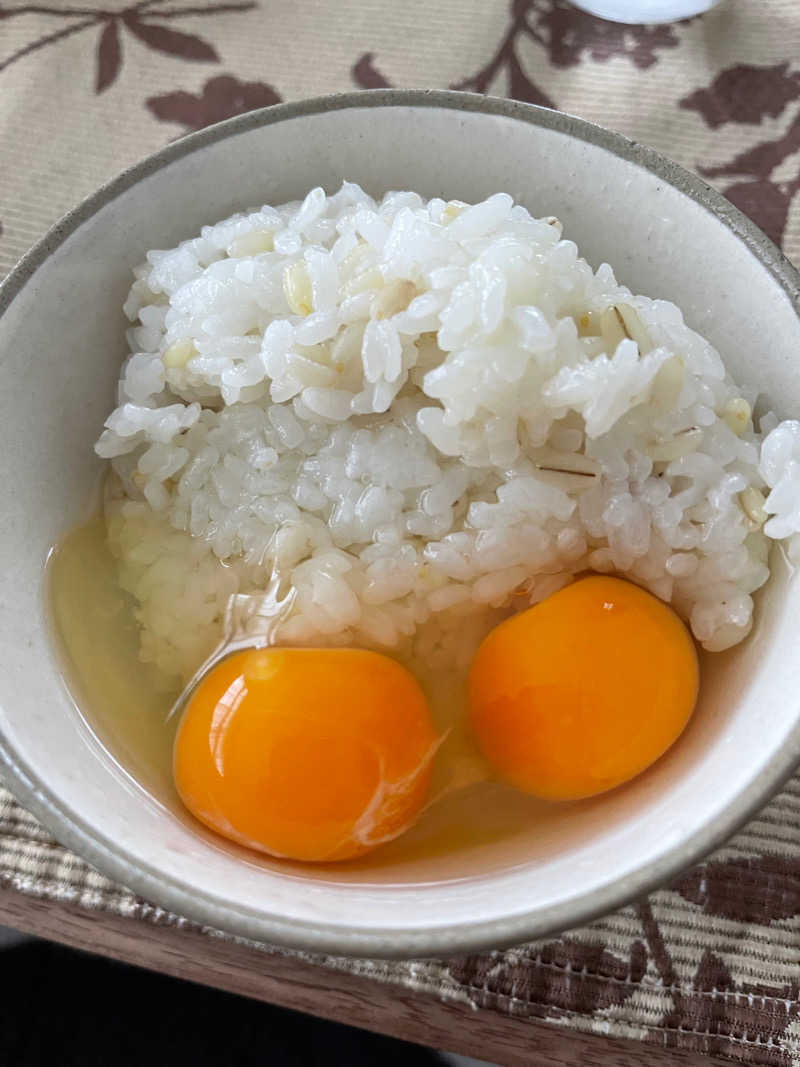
top-left (173, 576), bottom-right (699, 862)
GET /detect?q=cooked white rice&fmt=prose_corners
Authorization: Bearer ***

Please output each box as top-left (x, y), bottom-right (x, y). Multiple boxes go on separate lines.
top-left (96, 183), bottom-right (800, 682)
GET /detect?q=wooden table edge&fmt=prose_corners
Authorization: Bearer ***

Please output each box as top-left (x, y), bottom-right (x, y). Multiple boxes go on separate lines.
top-left (0, 886), bottom-right (731, 1067)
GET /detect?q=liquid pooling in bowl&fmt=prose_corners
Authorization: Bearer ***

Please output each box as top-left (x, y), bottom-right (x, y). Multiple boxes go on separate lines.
top-left (46, 182), bottom-right (800, 875)
top-left (49, 512), bottom-right (573, 874)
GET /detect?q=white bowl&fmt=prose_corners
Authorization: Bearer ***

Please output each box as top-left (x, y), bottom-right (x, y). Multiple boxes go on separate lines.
top-left (1, 91), bottom-right (799, 958)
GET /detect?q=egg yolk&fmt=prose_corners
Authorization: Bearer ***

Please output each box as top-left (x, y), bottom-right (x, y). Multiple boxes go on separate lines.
top-left (468, 576), bottom-right (699, 801)
top-left (173, 647), bottom-right (437, 862)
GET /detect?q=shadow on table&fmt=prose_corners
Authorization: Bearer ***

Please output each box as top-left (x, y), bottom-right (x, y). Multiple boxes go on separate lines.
top-left (1, 937), bottom-right (450, 1066)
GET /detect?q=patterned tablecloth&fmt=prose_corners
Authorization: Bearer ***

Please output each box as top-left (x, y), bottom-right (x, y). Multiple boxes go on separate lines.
top-left (2, 1), bottom-right (800, 1062)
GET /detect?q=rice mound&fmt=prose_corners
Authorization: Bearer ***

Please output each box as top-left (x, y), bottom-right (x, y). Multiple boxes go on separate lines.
top-left (96, 183), bottom-right (800, 682)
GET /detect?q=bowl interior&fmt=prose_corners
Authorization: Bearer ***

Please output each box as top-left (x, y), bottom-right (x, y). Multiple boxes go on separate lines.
top-left (1, 96), bottom-right (799, 955)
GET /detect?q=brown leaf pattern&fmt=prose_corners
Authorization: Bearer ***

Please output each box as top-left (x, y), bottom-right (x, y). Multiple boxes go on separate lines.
top-left (405, 1), bottom-right (680, 106)
top-left (525, 0), bottom-right (683, 70)
top-left (95, 18), bottom-right (121, 93)
top-left (122, 14), bottom-right (219, 61)
top-left (626, 897), bottom-right (800, 1061)
top-left (681, 62), bottom-right (800, 247)
top-left (681, 63), bottom-right (800, 128)
top-left (451, 2), bottom-right (555, 102)
top-left (673, 853), bottom-right (800, 923)
top-left (447, 937), bottom-right (648, 1018)
top-left (351, 52), bottom-right (391, 89)
top-left (0, 0), bottom-right (256, 89)
top-left (147, 73), bottom-right (280, 131)
top-left (450, 0), bottom-right (685, 103)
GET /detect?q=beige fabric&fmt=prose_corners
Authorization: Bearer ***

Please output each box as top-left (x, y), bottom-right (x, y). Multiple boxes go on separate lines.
top-left (2, 1), bottom-right (800, 1061)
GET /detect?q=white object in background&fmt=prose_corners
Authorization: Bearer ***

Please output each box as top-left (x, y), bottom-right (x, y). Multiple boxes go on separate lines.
top-left (570, 0), bottom-right (722, 23)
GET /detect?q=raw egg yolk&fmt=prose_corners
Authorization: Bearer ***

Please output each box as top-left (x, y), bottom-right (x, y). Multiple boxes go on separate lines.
top-left (468, 576), bottom-right (699, 801)
top-left (173, 647), bottom-right (437, 862)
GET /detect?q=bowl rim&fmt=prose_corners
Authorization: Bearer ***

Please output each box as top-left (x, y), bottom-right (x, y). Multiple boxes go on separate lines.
top-left (1, 88), bottom-right (800, 959)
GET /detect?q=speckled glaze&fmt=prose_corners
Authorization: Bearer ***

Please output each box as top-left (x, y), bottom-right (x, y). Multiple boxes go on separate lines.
top-left (1, 91), bottom-right (799, 958)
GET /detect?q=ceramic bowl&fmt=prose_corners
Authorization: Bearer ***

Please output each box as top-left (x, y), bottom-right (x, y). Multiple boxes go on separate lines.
top-left (1, 91), bottom-right (799, 958)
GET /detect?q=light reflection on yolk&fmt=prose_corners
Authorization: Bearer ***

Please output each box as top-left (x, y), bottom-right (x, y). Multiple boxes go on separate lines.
top-left (173, 646), bottom-right (437, 862)
top-left (468, 576), bottom-right (699, 801)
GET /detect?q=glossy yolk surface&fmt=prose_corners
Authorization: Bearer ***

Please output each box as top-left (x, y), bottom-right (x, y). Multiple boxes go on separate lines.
top-left (173, 647), bottom-right (437, 862)
top-left (468, 576), bottom-right (699, 801)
